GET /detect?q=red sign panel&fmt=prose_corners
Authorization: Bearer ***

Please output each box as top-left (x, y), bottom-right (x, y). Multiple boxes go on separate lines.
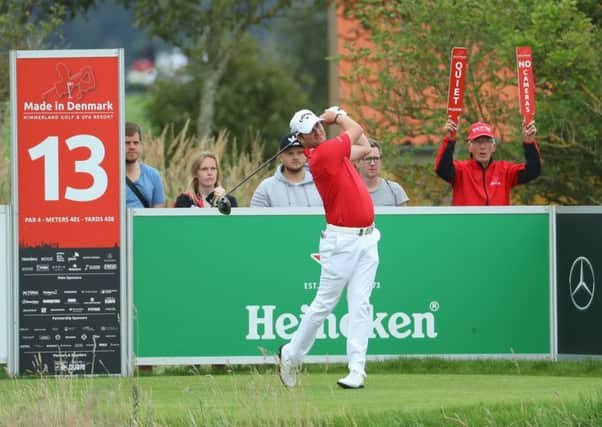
top-left (447, 47), bottom-right (468, 137)
top-left (16, 56), bottom-right (120, 248)
top-left (12, 50), bottom-right (123, 376)
top-left (516, 46), bottom-right (536, 124)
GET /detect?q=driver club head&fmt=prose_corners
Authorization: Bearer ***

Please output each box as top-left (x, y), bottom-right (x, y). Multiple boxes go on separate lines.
top-left (216, 196), bottom-right (232, 215)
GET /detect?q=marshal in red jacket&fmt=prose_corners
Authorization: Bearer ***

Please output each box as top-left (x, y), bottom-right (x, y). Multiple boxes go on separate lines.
top-left (435, 137), bottom-right (541, 206)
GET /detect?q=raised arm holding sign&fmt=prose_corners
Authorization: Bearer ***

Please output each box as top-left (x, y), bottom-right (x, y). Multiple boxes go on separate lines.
top-left (434, 46), bottom-right (542, 206)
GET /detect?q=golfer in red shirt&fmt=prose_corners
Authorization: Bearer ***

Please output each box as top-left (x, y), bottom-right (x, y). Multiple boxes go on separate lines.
top-left (278, 107), bottom-right (380, 389)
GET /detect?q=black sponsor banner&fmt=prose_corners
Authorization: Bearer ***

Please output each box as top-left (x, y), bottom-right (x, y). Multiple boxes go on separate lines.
top-left (19, 247), bottom-right (120, 374)
top-left (556, 213), bottom-right (602, 355)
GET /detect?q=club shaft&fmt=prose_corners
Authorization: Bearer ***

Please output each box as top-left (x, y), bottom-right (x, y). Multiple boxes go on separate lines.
top-left (225, 143), bottom-right (294, 196)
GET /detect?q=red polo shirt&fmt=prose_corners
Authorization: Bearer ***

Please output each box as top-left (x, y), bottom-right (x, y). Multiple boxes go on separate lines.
top-left (304, 133), bottom-right (374, 227)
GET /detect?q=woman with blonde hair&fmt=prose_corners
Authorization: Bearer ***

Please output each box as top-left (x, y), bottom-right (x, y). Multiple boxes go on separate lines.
top-left (174, 152), bottom-right (238, 208)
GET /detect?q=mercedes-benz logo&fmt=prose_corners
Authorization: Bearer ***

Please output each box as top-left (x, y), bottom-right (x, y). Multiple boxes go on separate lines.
top-left (568, 256), bottom-right (595, 311)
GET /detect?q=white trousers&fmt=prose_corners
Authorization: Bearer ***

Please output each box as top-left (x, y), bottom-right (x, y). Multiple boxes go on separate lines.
top-left (282, 225), bottom-right (380, 375)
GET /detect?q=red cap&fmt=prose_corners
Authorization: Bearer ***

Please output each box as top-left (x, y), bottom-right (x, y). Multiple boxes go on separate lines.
top-left (467, 122), bottom-right (494, 141)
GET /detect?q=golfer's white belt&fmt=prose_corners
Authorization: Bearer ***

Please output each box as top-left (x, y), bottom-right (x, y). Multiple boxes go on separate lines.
top-left (327, 223), bottom-right (375, 236)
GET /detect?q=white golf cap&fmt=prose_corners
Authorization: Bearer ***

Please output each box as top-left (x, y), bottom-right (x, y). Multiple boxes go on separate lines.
top-left (290, 109), bottom-right (323, 135)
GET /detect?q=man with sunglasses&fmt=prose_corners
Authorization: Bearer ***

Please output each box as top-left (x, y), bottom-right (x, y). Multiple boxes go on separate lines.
top-left (277, 106), bottom-right (380, 390)
top-left (435, 119), bottom-right (541, 205)
top-left (357, 140), bottom-right (409, 206)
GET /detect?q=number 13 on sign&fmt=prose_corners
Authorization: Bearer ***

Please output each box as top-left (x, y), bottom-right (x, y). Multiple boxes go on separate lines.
top-left (28, 134), bottom-right (108, 202)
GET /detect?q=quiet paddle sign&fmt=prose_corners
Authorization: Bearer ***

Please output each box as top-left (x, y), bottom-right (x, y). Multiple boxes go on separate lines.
top-left (516, 46), bottom-right (536, 124)
top-left (446, 47), bottom-right (468, 138)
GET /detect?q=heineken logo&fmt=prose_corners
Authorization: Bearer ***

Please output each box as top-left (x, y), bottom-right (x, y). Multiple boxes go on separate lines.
top-left (245, 304), bottom-right (438, 340)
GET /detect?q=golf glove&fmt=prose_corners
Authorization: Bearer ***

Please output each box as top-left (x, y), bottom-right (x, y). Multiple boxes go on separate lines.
top-left (326, 105), bottom-right (348, 117)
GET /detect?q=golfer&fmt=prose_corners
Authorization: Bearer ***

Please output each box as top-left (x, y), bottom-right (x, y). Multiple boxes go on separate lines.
top-left (278, 107), bottom-right (380, 389)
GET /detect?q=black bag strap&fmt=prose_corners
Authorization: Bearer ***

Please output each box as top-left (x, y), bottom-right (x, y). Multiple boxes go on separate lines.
top-left (126, 176), bottom-right (150, 208)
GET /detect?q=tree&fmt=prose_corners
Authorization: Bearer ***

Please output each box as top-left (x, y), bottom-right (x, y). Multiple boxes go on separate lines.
top-left (123, 0), bottom-right (296, 139)
top-left (0, 0), bottom-right (95, 144)
top-left (146, 34), bottom-right (309, 158)
top-left (268, 0), bottom-right (329, 110)
top-left (0, 1), bottom-right (59, 145)
top-left (0, 1), bottom-right (96, 203)
top-left (340, 0), bottom-right (601, 204)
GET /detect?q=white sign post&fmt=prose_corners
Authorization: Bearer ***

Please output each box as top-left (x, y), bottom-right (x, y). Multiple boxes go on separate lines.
top-left (0, 206), bottom-right (8, 364)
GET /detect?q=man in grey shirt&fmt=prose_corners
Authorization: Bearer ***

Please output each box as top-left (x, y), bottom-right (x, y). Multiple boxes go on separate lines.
top-left (357, 140), bottom-right (409, 206)
top-left (251, 133), bottom-right (323, 207)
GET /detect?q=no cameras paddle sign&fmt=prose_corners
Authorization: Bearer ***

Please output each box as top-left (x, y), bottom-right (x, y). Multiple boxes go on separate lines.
top-left (447, 47), bottom-right (468, 138)
top-left (516, 46), bottom-right (536, 123)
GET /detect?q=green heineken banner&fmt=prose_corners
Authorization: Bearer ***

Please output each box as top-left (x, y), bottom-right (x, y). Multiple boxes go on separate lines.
top-left (131, 208), bottom-right (551, 364)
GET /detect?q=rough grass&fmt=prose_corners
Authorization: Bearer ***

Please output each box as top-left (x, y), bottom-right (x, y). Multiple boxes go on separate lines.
top-left (152, 357), bottom-right (602, 378)
top-left (1, 359), bottom-right (601, 426)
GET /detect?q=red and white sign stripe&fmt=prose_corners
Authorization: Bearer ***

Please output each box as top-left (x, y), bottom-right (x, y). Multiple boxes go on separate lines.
top-left (446, 47), bottom-right (468, 137)
top-left (516, 46), bottom-right (536, 124)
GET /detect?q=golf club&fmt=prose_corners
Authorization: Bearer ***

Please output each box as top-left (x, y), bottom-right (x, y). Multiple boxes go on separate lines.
top-left (214, 137), bottom-right (300, 215)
